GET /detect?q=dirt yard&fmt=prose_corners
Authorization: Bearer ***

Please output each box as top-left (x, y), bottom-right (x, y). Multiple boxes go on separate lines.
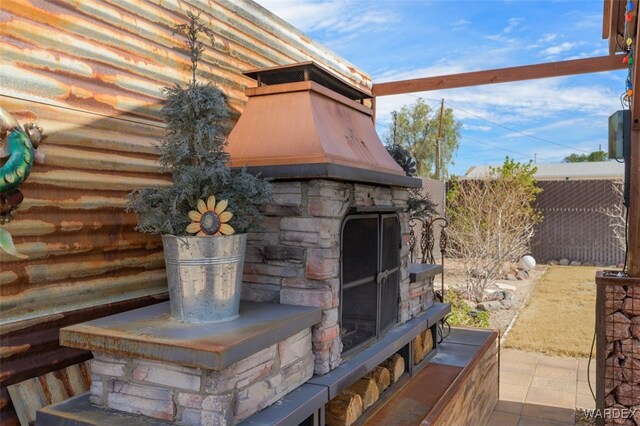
top-left (441, 259), bottom-right (546, 333)
top-left (503, 266), bottom-right (599, 357)
top-left (440, 260), bottom-right (600, 357)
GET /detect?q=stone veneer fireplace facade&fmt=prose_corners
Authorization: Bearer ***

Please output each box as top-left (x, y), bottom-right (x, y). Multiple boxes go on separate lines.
top-left (241, 179), bottom-right (434, 374)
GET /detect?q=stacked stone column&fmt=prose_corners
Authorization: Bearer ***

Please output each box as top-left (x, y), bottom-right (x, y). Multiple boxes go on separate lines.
top-left (598, 275), bottom-right (640, 424)
top-left (241, 179), bottom-right (412, 374)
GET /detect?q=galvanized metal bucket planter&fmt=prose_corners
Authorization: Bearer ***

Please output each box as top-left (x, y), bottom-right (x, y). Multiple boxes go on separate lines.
top-left (162, 233), bottom-right (247, 324)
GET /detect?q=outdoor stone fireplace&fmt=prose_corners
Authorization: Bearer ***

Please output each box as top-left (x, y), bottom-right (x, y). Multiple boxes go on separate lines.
top-left (240, 180), bottom-right (423, 373)
top-left (226, 62), bottom-right (433, 374)
top-left (52, 62), bottom-right (443, 425)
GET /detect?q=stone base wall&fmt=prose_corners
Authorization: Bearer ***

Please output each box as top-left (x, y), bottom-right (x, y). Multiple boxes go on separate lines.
top-left (89, 329), bottom-right (313, 425)
top-left (408, 274), bottom-right (435, 320)
top-left (241, 180), bottom-right (411, 375)
top-left (601, 279), bottom-right (640, 424)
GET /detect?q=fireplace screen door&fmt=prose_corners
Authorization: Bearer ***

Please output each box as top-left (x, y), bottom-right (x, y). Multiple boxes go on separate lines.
top-left (340, 214), bottom-right (400, 354)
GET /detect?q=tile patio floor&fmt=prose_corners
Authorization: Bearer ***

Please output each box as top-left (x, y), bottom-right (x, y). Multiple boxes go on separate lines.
top-left (487, 348), bottom-right (596, 425)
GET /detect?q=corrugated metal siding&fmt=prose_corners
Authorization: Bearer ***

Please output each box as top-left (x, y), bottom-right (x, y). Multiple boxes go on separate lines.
top-left (0, 0), bottom-right (371, 326)
top-left (7, 362), bottom-right (90, 425)
top-left (0, 1), bottom-right (371, 423)
top-left (531, 180), bottom-right (625, 265)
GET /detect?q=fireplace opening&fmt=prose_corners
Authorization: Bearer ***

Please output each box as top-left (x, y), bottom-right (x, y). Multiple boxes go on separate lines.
top-left (340, 213), bottom-right (401, 355)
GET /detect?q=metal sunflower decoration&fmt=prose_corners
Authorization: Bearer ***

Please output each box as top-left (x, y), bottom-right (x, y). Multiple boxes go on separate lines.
top-left (185, 195), bottom-right (235, 236)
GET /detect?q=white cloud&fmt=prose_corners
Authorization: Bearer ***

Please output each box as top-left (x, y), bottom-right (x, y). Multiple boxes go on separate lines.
top-left (571, 13), bottom-right (602, 30)
top-left (376, 63), bottom-right (469, 83)
top-left (451, 19), bottom-right (470, 31)
top-left (254, 0), bottom-right (399, 35)
top-left (541, 42), bottom-right (577, 57)
top-left (486, 17), bottom-right (525, 42)
top-left (538, 33), bottom-right (557, 43)
top-left (504, 17), bottom-right (524, 34)
top-left (463, 124), bottom-right (492, 132)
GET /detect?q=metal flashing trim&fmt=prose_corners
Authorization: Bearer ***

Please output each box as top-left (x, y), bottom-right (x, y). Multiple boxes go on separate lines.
top-left (243, 61), bottom-right (372, 100)
top-left (234, 163), bottom-right (422, 188)
top-left (239, 383), bottom-right (328, 426)
top-left (37, 393), bottom-right (172, 426)
top-left (350, 206), bottom-right (405, 214)
top-left (442, 327), bottom-right (495, 346)
top-left (408, 263), bottom-right (444, 283)
top-left (430, 331), bottom-right (495, 368)
top-left (245, 81), bottom-right (373, 115)
top-left (423, 302), bottom-right (451, 327)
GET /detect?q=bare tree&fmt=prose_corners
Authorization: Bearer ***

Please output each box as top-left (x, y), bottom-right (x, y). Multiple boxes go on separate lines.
top-left (602, 180), bottom-right (626, 252)
top-left (447, 158), bottom-right (541, 302)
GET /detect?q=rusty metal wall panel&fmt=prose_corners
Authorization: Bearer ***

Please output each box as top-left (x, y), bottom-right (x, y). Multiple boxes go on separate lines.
top-left (531, 180), bottom-right (625, 265)
top-left (0, 1), bottom-right (370, 422)
top-left (7, 362), bottom-right (90, 425)
top-left (0, 0), bottom-right (370, 326)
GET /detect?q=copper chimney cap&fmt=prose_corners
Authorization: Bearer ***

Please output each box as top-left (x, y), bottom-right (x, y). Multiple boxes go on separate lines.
top-left (227, 62), bottom-right (420, 188)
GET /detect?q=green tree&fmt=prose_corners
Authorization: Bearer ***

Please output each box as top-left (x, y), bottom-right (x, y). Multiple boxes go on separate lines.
top-left (562, 150), bottom-right (608, 162)
top-left (384, 98), bottom-right (461, 178)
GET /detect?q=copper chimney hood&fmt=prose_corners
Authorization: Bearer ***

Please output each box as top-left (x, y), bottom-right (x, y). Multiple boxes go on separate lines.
top-left (227, 62), bottom-right (420, 188)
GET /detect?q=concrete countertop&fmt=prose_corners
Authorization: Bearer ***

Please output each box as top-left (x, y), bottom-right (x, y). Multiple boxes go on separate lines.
top-left (60, 302), bottom-right (322, 371)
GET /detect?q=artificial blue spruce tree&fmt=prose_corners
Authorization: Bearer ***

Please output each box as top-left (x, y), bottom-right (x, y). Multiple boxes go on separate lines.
top-left (128, 11), bottom-right (270, 236)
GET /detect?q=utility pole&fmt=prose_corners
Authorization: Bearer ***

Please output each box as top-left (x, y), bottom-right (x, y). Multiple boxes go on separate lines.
top-left (436, 98), bottom-right (444, 180)
top-left (392, 111), bottom-right (398, 147)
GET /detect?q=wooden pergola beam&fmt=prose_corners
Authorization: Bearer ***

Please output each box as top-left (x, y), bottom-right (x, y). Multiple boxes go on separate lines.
top-left (372, 55), bottom-right (626, 96)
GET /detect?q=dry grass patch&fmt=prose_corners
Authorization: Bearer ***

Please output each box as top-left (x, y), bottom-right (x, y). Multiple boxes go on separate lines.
top-left (504, 265), bottom-right (598, 357)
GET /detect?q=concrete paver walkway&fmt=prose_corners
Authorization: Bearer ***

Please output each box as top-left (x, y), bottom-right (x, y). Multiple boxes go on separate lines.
top-left (487, 348), bottom-right (596, 425)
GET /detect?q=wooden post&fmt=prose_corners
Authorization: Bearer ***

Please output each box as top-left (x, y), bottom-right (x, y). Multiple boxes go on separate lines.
top-left (628, 15), bottom-right (640, 277)
top-left (628, 129), bottom-right (640, 276)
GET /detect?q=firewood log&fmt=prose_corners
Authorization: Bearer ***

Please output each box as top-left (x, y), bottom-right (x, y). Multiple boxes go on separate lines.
top-left (413, 333), bottom-right (424, 365)
top-left (347, 377), bottom-right (380, 410)
top-left (325, 390), bottom-right (363, 426)
top-left (365, 366), bottom-right (391, 393)
top-left (422, 328), bottom-right (434, 355)
top-left (382, 353), bottom-right (405, 383)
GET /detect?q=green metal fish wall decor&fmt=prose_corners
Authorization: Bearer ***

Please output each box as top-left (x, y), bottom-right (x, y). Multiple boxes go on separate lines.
top-left (0, 106), bottom-right (45, 259)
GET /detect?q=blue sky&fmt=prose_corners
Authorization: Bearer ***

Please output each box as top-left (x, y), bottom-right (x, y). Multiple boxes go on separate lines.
top-left (254, 0), bottom-right (626, 175)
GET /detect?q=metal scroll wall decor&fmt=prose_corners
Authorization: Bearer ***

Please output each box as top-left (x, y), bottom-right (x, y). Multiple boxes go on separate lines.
top-left (0, 106), bottom-right (44, 258)
top-left (409, 215), bottom-right (450, 342)
top-left (409, 215), bottom-right (449, 302)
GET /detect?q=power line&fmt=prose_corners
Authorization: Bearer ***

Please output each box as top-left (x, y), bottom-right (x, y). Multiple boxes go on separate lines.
top-left (380, 118), bottom-right (539, 160)
top-left (377, 97), bottom-right (570, 162)
top-left (459, 134), bottom-right (536, 161)
top-left (399, 94), bottom-right (592, 154)
top-left (441, 99), bottom-right (592, 154)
